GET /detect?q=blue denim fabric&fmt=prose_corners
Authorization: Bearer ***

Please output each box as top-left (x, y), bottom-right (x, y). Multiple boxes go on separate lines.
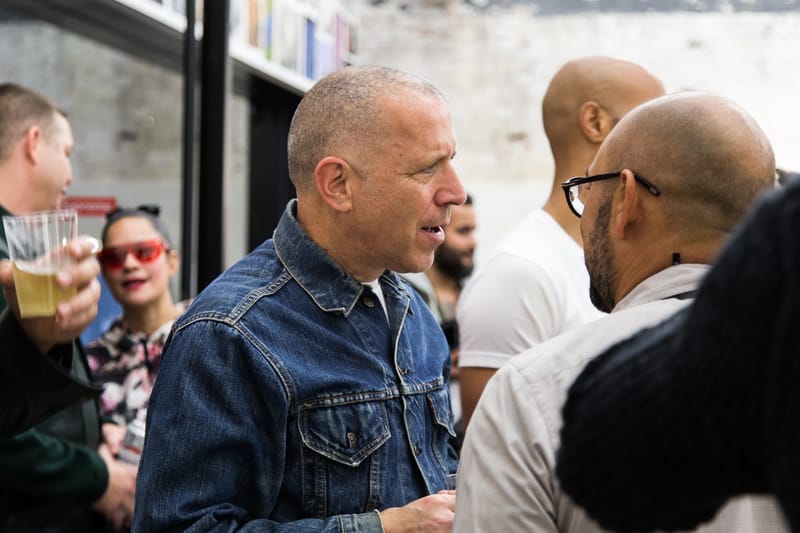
top-left (133, 200), bottom-right (458, 532)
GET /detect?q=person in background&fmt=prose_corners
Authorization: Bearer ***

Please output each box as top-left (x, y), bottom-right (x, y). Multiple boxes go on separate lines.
top-left (80, 274), bottom-right (123, 345)
top-left (134, 65), bottom-right (462, 532)
top-left (0, 237), bottom-right (103, 439)
top-left (0, 82), bottom-right (136, 532)
top-left (556, 176), bottom-right (800, 532)
top-left (87, 204), bottom-right (189, 436)
top-left (403, 193), bottom-right (477, 449)
top-left (457, 56), bottom-right (664, 428)
top-left (454, 92), bottom-right (786, 532)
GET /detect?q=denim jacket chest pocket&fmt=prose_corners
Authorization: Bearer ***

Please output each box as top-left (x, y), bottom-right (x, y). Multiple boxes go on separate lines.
top-left (423, 386), bottom-right (458, 478)
top-left (297, 400), bottom-right (391, 517)
top-left (426, 386), bottom-right (456, 437)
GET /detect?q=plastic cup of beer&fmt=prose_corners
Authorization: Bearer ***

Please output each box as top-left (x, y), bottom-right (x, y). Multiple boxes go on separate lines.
top-left (2, 209), bottom-right (79, 317)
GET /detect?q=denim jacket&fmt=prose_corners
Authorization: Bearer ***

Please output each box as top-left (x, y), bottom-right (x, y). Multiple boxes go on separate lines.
top-left (133, 201), bottom-right (458, 532)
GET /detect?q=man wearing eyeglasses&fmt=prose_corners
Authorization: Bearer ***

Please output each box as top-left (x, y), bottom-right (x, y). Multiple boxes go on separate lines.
top-left (457, 56), bottom-right (664, 429)
top-left (454, 92), bottom-right (787, 532)
top-left (0, 83), bottom-right (137, 532)
top-left (556, 174), bottom-right (800, 533)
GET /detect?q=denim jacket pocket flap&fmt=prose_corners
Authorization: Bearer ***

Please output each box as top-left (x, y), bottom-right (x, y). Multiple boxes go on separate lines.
top-left (299, 401), bottom-right (392, 467)
top-left (427, 388), bottom-right (457, 438)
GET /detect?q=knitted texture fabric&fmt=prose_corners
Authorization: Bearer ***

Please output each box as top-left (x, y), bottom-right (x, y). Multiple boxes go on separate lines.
top-left (556, 177), bottom-right (800, 533)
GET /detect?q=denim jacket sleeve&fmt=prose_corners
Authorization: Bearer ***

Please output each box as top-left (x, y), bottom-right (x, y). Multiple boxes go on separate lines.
top-left (133, 318), bottom-right (385, 533)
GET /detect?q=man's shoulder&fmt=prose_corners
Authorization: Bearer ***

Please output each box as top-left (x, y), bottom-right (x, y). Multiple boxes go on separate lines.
top-left (473, 297), bottom-right (692, 477)
top-left (476, 211), bottom-right (584, 286)
top-left (506, 297), bottom-right (691, 390)
top-left (178, 240), bottom-right (286, 321)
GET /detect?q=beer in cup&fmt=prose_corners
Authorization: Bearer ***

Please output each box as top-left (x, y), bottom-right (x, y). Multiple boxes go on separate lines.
top-left (2, 209), bottom-right (79, 317)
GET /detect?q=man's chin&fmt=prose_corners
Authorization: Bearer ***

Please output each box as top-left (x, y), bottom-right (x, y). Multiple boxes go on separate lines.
top-left (589, 286), bottom-right (613, 313)
top-left (402, 255), bottom-right (435, 274)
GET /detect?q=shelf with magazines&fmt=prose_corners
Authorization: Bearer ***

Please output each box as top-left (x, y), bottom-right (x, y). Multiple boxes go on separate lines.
top-left (1, 0), bottom-right (359, 96)
top-left (231, 0), bottom-right (360, 92)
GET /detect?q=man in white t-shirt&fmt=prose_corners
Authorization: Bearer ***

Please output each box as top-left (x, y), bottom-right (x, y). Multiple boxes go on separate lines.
top-left (457, 56), bottom-right (664, 427)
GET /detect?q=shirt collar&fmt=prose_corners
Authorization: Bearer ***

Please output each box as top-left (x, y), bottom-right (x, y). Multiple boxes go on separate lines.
top-left (273, 200), bottom-right (409, 316)
top-left (614, 263), bottom-right (711, 313)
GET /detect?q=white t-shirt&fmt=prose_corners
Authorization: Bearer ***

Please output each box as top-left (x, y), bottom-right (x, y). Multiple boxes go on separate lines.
top-left (457, 210), bottom-right (603, 369)
top-left (362, 279), bottom-right (388, 320)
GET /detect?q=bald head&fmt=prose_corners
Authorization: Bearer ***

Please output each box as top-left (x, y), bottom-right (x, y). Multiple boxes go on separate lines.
top-left (542, 56), bottom-right (664, 159)
top-left (599, 92), bottom-right (776, 233)
top-left (287, 65), bottom-right (445, 193)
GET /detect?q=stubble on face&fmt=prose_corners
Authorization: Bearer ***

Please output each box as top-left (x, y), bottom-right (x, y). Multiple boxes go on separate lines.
top-left (585, 194), bottom-right (617, 313)
top-left (433, 241), bottom-right (474, 283)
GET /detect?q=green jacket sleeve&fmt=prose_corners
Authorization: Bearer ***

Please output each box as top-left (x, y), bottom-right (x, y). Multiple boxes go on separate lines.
top-left (0, 428), bottom-right (109, 507)
top-left (0, 307), bottom-right (103, 439)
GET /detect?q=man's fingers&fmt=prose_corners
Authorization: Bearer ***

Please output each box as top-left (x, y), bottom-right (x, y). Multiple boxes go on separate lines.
top-left (0, 259), bottom-right (20, 315)
top-left (439, 492), bottom-right (456, 512)
top-left (56, 238), bottom-right (101, 289)
top-left (0, 259), bottom-right (12, 283)
top-left (55, 277), bottom-right (100, 329)
top-left (67, 235), bottom-right (101, 258)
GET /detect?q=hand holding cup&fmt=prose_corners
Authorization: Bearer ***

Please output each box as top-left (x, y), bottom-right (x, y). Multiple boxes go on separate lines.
top-left (1, 215), bottom-right (101, 353)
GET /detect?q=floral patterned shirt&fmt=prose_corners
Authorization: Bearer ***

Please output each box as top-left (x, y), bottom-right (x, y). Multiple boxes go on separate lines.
top-left (86, 300), bottom-right (190, 426)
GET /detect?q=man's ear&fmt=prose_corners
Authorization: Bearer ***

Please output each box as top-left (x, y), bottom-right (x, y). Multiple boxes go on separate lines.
top-left (22, 125), bottom-right (42, 164)
top-left (613, 169), bottom-right (641, 239)
top-left (578, 101), bottom-right (616, 144)
top-left (313, 156), bottom-right (353, 213)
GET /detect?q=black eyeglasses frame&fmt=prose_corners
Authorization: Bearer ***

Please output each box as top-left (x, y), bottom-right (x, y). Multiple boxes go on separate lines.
top-left (561, 171), bottom-right (661, 218)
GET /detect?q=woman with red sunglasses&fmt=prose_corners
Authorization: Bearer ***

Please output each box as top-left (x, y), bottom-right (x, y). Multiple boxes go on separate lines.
top-left (86, 205), bottom-right (190, 446)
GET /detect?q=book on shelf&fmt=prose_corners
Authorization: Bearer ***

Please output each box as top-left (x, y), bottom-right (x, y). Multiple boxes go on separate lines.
top-left (149, 0), bottom-right (358, 82)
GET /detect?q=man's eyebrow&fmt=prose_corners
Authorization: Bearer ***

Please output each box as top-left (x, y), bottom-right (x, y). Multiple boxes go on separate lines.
top-left (420, 154), bottom-right (447, 170)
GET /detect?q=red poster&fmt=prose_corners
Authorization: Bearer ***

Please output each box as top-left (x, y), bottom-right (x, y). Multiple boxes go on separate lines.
top-left (62, 196), bottom-right (118, 217)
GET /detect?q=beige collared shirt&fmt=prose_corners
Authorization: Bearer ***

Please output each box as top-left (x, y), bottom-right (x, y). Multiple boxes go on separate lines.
top-left (455, 264), bottom-right (788, 533)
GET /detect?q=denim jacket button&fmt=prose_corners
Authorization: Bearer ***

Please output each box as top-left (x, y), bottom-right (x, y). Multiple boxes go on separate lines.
top-left (413, 444), bottom-right (422, 456)
top-left (363, 296), bottom-right (375, 308)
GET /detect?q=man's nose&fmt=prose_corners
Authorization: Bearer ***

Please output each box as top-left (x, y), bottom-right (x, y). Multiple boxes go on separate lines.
top-left (437, 162), bottom-right (466, 206)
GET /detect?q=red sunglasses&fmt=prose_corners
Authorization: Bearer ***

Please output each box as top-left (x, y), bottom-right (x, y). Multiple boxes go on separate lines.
top-left (97, 239), bottom-right (169, 270)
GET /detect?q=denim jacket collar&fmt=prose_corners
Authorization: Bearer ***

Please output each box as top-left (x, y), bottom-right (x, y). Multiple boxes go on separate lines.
top-left (273, 200), bottom-right (411, 317)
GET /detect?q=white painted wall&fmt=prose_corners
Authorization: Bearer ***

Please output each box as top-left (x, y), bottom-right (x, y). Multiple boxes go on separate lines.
top-left (358, 3), bottom-right (800, 265)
